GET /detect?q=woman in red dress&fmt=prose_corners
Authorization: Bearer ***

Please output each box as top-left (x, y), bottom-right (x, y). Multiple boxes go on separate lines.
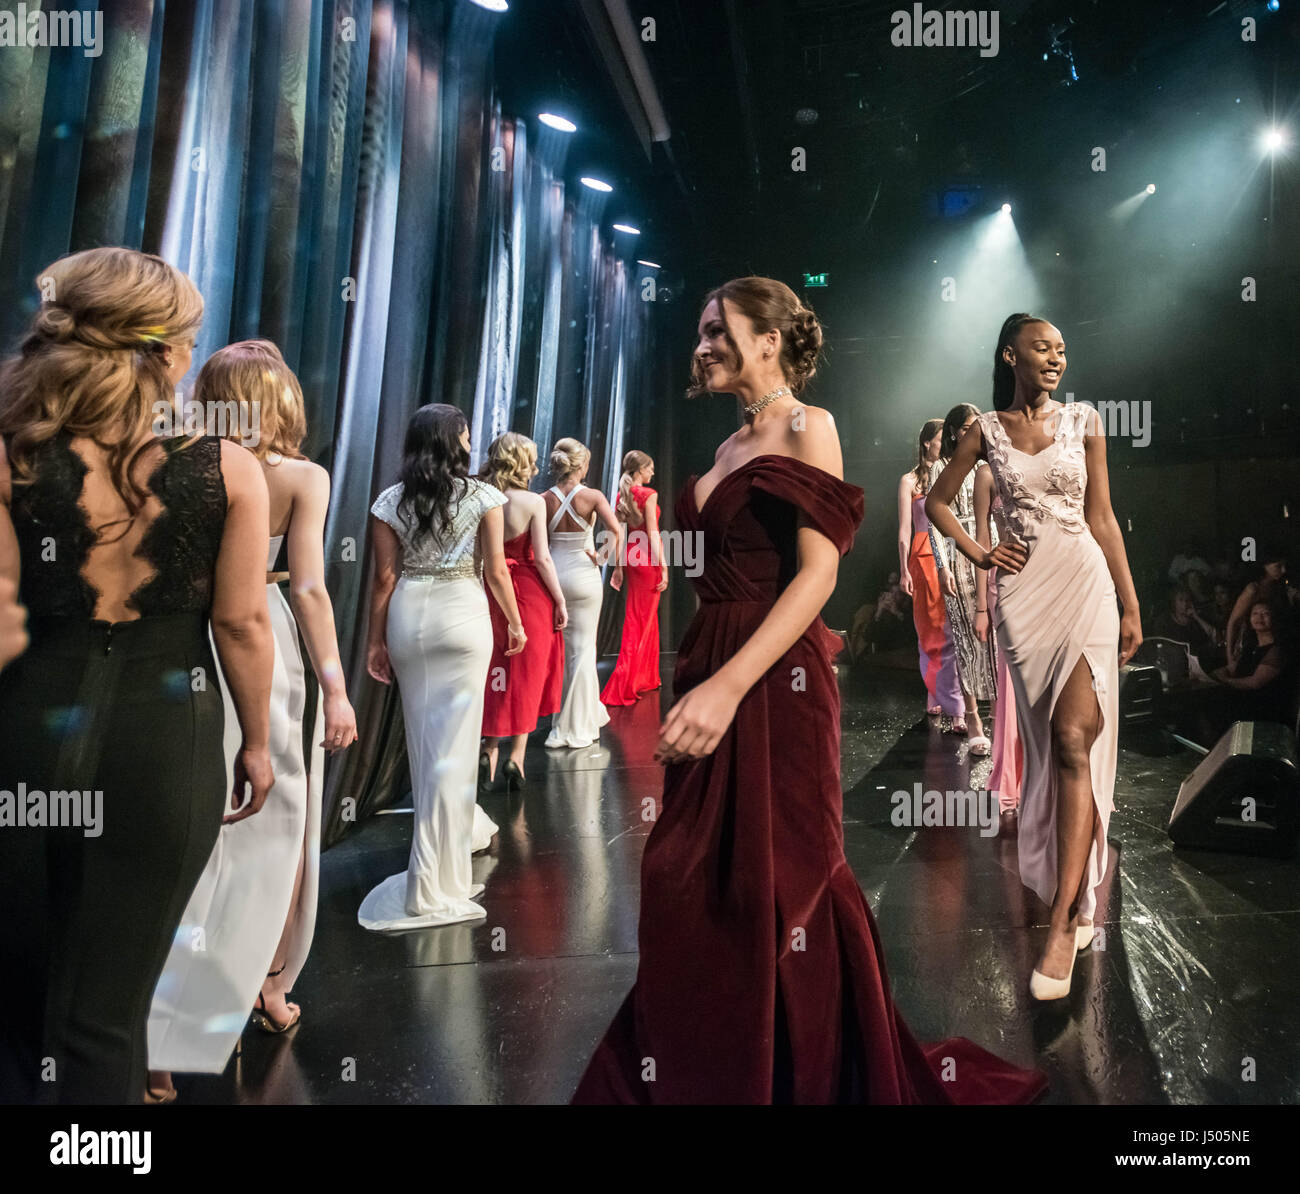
top-left (601, 450), bottom-right (667, 706)
top-left (573, 276), bottom-right (1047, 1104)
top-left (479, 433), bottom-right (566, 790)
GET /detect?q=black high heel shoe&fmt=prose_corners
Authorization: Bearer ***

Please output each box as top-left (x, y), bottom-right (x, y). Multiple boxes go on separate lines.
top-left (251, 965), bottom-right (301, 1034)
top-left (478, 751), bottom-right (493, 793)
top-left (503, 759), bottom-right (525, 791)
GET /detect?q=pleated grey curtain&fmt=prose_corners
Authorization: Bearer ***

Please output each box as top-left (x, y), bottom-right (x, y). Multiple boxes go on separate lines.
top-left (0, 0), bottom-right (659, 846)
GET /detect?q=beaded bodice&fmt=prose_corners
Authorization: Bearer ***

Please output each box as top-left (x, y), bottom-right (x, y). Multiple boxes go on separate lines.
top-left (371, 477), bottom-right (506, 580)
top-left (978, 405), bottom-right (1095, 541)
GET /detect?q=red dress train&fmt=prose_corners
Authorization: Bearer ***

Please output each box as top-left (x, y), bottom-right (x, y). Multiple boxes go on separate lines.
top-left (482, 530), bottom-right (564, 736)
top-left (572, 455), bottom-right (1047, 1105)
top-left (600, 484), bottom-right (663, 706)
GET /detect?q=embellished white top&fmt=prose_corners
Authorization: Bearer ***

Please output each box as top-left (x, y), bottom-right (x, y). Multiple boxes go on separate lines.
top-left (978, 404), bottom-right (1101, 541)
top-left (371, 477), bottom-right (507, 581)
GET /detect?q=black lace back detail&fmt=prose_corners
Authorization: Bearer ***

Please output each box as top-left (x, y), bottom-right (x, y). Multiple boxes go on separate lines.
top-left (7, 434), bottom-right (227, 619)
top-left (7, 434), bottom-right (100, 617)
top-left (128, 437), bottom-right (227, 616)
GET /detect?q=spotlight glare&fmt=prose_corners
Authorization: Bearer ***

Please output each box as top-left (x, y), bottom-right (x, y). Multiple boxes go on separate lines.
top-left (1268, 0), bottom-right (1279, 12)
top-left (538, 112), bottom-right (577, 133)
top-left (612, 223), bottom-right (641, 235)
top-left (636, 260), bottom-right (661, 269)
top-left (469, 0), bottom-right (509, 10)
top-left (580, 176), bottom-right (613, 193)
top-left (1145, 183), bottom-right (1156, 194)
top-left (1001, 203), bottom-right (1012, 214)
top-left (1262, 127), bottom-right (1289, 153)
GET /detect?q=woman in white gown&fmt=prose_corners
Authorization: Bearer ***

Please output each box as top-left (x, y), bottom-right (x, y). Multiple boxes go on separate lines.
top-left (927, 314), bottom-right (1141, 1002)
top-left (543, 438), bottom-right (621, 749)
top-left (360, 404), bottom-right (525, 931)
top-left (147, 341), bottom-right (358, 1096)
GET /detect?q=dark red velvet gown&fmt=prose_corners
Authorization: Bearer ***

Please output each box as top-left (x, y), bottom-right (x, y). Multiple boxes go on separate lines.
top-left (600, 484), bottom-right (663, 707)
top-left (482, 530), bottom-right (564, 736)
top-left (572, 455), bottom-right (1047, 1105)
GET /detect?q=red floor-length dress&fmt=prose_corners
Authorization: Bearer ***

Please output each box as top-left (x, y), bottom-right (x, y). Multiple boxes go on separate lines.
top-left (573, 455), bottom-right (1047, 1105)
top-left (482, 530), bottom-right (564, 736)
top-left (600, 484), bottom-right (663, 707)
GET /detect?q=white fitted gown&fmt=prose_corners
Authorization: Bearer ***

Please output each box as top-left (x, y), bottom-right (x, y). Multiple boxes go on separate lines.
top-left (358, 478), bottom-right (504, 932)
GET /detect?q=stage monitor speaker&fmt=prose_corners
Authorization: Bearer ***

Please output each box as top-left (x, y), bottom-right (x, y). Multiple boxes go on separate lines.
top-left (1118, 663), bottom-right (1160, 732)
top-left (1168, 721), bottom-right (1299, 857)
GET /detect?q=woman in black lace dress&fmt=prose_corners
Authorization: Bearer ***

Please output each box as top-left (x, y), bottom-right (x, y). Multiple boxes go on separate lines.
top-left (0, 247), bottom-right (275, 1104)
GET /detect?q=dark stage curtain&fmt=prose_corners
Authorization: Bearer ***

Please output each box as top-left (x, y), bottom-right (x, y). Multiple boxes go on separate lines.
top-left (0, 0), bottom-right (659, 845)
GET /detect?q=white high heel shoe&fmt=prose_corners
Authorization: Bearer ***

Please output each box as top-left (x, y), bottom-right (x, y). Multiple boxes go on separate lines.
top-left (1075, 921), bottom-right (1095, 952)
top-left (1029, 932), bottom-right (1080, 1001)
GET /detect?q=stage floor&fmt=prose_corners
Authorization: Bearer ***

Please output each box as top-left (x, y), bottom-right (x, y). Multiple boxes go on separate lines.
top-left (174, 655), bottom-right (1300, 1105)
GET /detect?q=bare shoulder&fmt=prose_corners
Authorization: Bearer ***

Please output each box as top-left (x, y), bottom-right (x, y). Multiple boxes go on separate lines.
top-left (786, 404), bottom-right (842, 476)
top-left (218, 439), bottom-right (262, 496)
top-left (279, 455), bottom-right (329, 500)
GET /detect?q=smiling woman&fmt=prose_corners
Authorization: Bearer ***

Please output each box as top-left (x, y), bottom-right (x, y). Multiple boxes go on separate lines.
top-left (573, 277), bottom-right (1048, 1105)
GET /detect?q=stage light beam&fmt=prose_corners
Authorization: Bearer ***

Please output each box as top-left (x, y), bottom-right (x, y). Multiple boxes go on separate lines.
top-left (538, 113), bottom-right (577, 133)
top-left (580, 176), bottom-right (613, 193)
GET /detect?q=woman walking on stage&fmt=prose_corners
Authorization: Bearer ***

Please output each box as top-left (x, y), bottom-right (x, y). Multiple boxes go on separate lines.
top-left (0, 248), bottom-right (274, 1104)
top-left (927, 314), bottom-right (1142, 1000)
top-left (601, 449), bottom-right (666, 707)
top-left (897, 420), bottom-right (963, 722)
top-left (479, 432), bottom-right (566, 790)
top-left (543, 438), bottom-right (620, 749)
top-left (574, 276), bottom-right (1046, 1104)
top-left (929, 403), bottom-right (998, 754)
top-left (359, 405), bottom-right (525, 931)
top-left (147, 341), bottom-right (358, 1099)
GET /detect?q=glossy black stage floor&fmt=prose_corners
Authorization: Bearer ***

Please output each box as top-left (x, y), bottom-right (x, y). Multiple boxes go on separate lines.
top-left (175, 654), bottom-right (1299, 1105)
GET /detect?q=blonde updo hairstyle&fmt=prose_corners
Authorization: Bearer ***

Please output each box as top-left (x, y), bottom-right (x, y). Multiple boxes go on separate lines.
top-left (483, 431), bottom-right (538, 492)
top-left (550, 436), bottom-right (590, 481)
top-left (616, 449), bottom-right (653, 525)
top-left (194, 339), bottom-right (307, 461)
top-left (687, 275), bottom-right (823, 399)
top-left (0, 246), bottom-right (204, 515)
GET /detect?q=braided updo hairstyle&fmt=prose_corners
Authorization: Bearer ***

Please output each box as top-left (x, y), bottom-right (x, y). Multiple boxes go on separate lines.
top-left (0, 246), bottom-right (204, 516)
top-left (687, 276), bottom-right (823, 398)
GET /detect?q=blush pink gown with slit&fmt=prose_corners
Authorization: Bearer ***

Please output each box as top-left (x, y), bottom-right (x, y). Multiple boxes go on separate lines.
top-left (979, 407), bottom-right (1118, 920)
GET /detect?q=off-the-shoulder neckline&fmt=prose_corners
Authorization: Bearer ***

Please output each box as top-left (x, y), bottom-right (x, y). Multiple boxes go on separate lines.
top-left (690, 453), bottom-right (851, 516)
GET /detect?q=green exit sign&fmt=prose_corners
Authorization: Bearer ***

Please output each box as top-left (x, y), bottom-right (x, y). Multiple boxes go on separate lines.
top-left (803, 272), bottom-right (829, 288)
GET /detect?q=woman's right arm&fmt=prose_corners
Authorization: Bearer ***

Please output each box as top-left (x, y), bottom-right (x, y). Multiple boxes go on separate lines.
top-left (1224, 582), bottom-right (1257, 667)
top-left (896, 474), bottom-right (914, 595)
top-left (210, 441), bottom-right (275, 822)
top-left (973, 466), bottom-right (994, 642)
top-left (927, 426), bottom-right (1026, 575)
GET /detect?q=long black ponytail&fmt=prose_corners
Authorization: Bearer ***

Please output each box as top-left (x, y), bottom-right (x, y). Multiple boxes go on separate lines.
top-left (991, 313), bottom-right (1046, 411)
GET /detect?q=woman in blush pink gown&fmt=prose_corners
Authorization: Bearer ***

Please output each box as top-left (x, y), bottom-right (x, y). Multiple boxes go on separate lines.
top-left (927, 313), bottom-right (1142, 1002)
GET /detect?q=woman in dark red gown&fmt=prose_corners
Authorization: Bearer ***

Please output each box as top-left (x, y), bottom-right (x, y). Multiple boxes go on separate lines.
top-left (479, 433), bottom-right (566, 788)
top-left (573, 276), bottom-right (1047, 1105)
top-left (601, 450), bottom-right (666, 707)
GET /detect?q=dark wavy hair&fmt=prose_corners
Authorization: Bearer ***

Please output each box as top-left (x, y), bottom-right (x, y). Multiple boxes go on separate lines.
top-left (396, 404), bottom-right (470, 542)
top-left (940, 402), bottom-right (981, 460)
top-left (991, 312), bottom-right (1049, 411)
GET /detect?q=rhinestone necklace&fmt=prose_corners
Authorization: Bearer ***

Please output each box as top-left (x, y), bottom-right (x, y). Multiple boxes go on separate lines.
top-left (743, 385), bottom-right (792, 417)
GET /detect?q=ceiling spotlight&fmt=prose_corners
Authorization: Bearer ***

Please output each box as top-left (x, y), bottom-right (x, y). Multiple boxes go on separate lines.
top-left (1268, 0), bottom-right (1279, 12)
top-left (469, 0), bottom-right (509, 10)
top-left (1001, 203), bottom-right (1012, 214)
top-left (1261, 127), bottom-right (1289, 152)
top-left (612, 223), bottom-right (640, 235)
top-left (637, 260), bottom-right (661, 269)
top-left (580, 176), bottom-right (613, 193)
top-left (1145, 183), bottom-right (1156, 194)
top-left (539, 112), bottom-right (576, 133)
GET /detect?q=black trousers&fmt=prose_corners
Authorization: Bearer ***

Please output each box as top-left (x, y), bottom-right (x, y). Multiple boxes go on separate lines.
top-left (0, 614), bottom-right (226, 1104)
